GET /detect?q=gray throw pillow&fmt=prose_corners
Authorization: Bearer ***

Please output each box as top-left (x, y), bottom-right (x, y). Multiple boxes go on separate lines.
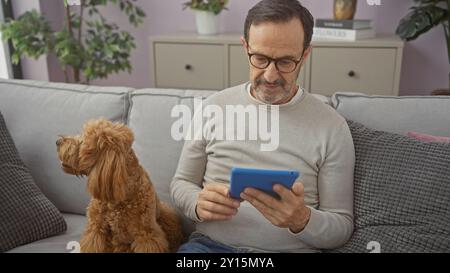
top-left (0, 111), bottom-right (67, 252)
top-left (335, 120), bottom-right (450, 253)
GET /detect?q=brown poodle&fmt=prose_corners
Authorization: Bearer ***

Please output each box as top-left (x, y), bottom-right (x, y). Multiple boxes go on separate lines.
top-left (56, 118), bottom-right (183, 253)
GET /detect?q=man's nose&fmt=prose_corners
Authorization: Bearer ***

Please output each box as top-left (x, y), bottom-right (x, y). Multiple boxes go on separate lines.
top-left (263, 62), bottom-right (280, 83)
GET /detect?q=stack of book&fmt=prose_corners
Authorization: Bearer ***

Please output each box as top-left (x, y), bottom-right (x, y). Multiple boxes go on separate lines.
top-left (313, 19), bottom-right (375, 41)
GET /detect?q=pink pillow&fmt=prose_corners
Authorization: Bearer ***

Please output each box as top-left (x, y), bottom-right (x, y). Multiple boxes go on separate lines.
top-left (406, 131), bottom-right (450, 143)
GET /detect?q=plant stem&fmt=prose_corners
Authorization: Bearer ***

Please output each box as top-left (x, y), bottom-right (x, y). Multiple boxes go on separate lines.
top-left (447, 0), bottom-right (450, 65)
top-left (64, 3), bottom-right (80, 82)
top-left (65, 3), bottom-right (73, 36)
top-left (78, 0), bottom-right (84, 44)
top-left (447, 0), bottom-right (450, 89)
top-left (77, 0), bottom-right (85, 83)
top-left (63, 66), bottom-right (68, 83)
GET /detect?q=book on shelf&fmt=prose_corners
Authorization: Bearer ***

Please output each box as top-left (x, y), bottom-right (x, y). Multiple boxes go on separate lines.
top-left (315, 19), bottom-right (372, 30)
top-left (313, 27), bottom-right (376, 41)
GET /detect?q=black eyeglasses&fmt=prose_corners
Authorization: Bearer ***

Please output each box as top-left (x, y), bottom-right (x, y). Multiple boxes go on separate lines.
top-left (247, 48), bottom-right (305, 73)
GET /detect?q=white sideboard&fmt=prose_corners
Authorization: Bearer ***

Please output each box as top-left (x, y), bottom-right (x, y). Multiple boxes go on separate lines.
top-left (150, 33), bottom-right (404, 96)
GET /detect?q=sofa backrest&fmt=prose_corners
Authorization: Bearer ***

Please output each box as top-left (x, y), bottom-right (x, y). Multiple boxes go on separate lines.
top-left (2, 79), bottom-right (450, 217)
top-left (127, 88), bottom-right (216, 204)
top-left (332, 93), bottom-right (450, 137)
top-left (0, 79), bottom-right (132, 214)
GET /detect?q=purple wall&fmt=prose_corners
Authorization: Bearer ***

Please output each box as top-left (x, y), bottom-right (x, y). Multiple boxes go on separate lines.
top-left (26, 0), bottom-right (450, 95)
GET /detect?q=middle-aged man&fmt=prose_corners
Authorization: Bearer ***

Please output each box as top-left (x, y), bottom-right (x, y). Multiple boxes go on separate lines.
top-left (170, 0), bottom-right (355, 253)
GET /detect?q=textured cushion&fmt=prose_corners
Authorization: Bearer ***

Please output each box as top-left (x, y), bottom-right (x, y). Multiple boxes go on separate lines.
top-left (0, 111), bottom-right (67, 252)
top-left (7, 213), bottom-right (86, 253)
top-left (335, 120), bottom-right (450, 253)
top-left (406, 131), bottom-right (450, 143)
top-left (0, 79), bottom-right (132, 214)
top-left (128, 88), bottom-right (216, 234)
top-left (332, 93), bottom-right (450, 137)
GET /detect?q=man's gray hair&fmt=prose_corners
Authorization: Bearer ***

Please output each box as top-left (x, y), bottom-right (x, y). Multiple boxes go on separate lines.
top-left (244, 0), bottom-right (314, 50)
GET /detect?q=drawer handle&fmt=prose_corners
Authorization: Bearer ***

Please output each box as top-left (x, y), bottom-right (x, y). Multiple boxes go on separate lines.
top-left (348, 70), bottom-right (356, 77)
top-left (185, 64), bottom-right (192, 71)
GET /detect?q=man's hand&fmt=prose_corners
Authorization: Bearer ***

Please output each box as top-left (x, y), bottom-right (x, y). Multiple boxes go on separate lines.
top-left (240, 181), bottom-right (311, 233)
top-left (196, 183), bottom-right (241, 222)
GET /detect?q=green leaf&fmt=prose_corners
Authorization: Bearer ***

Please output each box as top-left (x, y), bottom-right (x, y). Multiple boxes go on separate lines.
top-left (12, 53), bottom-right (20, 64)
top-left (1, 0), bottom-right (146, 83)
top-left (396, 4), bottom-right (447, 41)
top-left (183, 0), bottom-right (229, 15)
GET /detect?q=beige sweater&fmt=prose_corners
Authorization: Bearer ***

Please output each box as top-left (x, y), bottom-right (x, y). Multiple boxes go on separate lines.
top-left (170, 82), bottom-right (355, 252)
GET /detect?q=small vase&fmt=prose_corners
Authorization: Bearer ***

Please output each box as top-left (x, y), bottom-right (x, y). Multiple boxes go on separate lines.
top-left (194, 10), bottom-right (219, 35)
top-left (333, 0), bottom-right (357, 20)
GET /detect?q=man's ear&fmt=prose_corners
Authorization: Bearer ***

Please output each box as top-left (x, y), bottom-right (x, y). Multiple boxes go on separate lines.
top-left (302, 45), bottom-right (312, 61)
top-left (240, 36), bottom-right (248, 51)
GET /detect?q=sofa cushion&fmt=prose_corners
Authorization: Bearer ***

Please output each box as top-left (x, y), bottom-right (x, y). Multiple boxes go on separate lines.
top-left (335, 120), bottom-right (450, 253)
top-left (6, 213), bottom-right (86, 253)
top-left (128, 88), bottom-right (216, 233)
top-left (0, 79), bottom-right (133, 215)
top-left (0, 111), bottom-right (67, 252)
top-left (331, 93), bottom-right (450, 137)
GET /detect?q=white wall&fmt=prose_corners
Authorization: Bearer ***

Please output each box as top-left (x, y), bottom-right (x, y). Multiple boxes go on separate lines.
top-left (11, 0), bottom-right (49, 81)
top-left (0, 2), bottom-right (12, 79)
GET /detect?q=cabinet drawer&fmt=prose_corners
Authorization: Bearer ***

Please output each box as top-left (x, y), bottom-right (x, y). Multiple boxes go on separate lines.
top-left (154, 43), bottom-right (224, 90)
top-left (310, 47), bottom-right (397, 96)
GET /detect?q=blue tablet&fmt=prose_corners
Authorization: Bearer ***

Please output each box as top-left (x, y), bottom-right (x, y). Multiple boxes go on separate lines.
top-left (229, 167), bottom-right (300, 200)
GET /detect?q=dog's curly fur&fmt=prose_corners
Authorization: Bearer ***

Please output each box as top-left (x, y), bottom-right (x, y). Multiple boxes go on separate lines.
top-left (56, 118), bottom-right (183, 253)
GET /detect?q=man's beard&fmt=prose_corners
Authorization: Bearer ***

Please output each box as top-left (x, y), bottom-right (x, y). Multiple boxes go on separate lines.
top-left (252, 76), bottom-right (293, 104)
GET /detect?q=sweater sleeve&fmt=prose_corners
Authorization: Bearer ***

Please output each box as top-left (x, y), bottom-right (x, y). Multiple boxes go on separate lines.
top-left (170, 110), bottom-right (208, 222)
top-left (292, 120), bottom-right (355, 249)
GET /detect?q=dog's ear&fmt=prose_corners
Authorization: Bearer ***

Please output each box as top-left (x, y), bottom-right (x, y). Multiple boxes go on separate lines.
top-left (81, 118), bottom-right (133, 202)
top-left (88, 148), bottom-right (127, 202)
top-left (82, 118), bottom-right (134, 151)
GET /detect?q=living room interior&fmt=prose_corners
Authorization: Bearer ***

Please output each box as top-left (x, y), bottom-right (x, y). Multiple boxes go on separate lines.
top-left (0, 0), bottom-right (449, 254)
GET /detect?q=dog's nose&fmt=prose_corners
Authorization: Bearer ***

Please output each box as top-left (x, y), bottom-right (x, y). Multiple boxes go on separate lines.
top-left (56, 138), bottom-right (62, 146)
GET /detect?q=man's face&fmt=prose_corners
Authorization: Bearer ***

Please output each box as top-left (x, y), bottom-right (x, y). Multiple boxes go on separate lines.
top-left (242, 18), bottom-right (311, 105)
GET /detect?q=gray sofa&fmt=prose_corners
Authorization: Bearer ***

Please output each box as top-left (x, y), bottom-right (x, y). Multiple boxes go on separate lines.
top-left (1, 78), bottom-right (449, 253)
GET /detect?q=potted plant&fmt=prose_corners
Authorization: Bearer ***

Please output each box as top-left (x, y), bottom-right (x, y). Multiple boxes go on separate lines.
top-left (0, 0), bottom-right (145, 84)
top-left (396, 0), bottom-right (449, 95)
top-left (183, 0), bottom-right (229, 35)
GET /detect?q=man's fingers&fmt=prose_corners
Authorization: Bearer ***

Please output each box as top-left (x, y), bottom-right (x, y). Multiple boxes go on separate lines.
top-left (273, 184), bottom-right (294, 202)
top-left (198, 209), bottom-right (233, 221)
top-left (203, 191), bottom-right (240, 209)
top-left (291, 182), bottom-right (304, 196)
top-left (204, 182), bottom-right (230, 197)
top-left (240, 192), bottom-right (283, 226)
top-left (203, 183), bottom-right (240, 208)
top-left (242, 187), bottom-right (281, 210)
top-left (198, 200), bottom-right (238, 216)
